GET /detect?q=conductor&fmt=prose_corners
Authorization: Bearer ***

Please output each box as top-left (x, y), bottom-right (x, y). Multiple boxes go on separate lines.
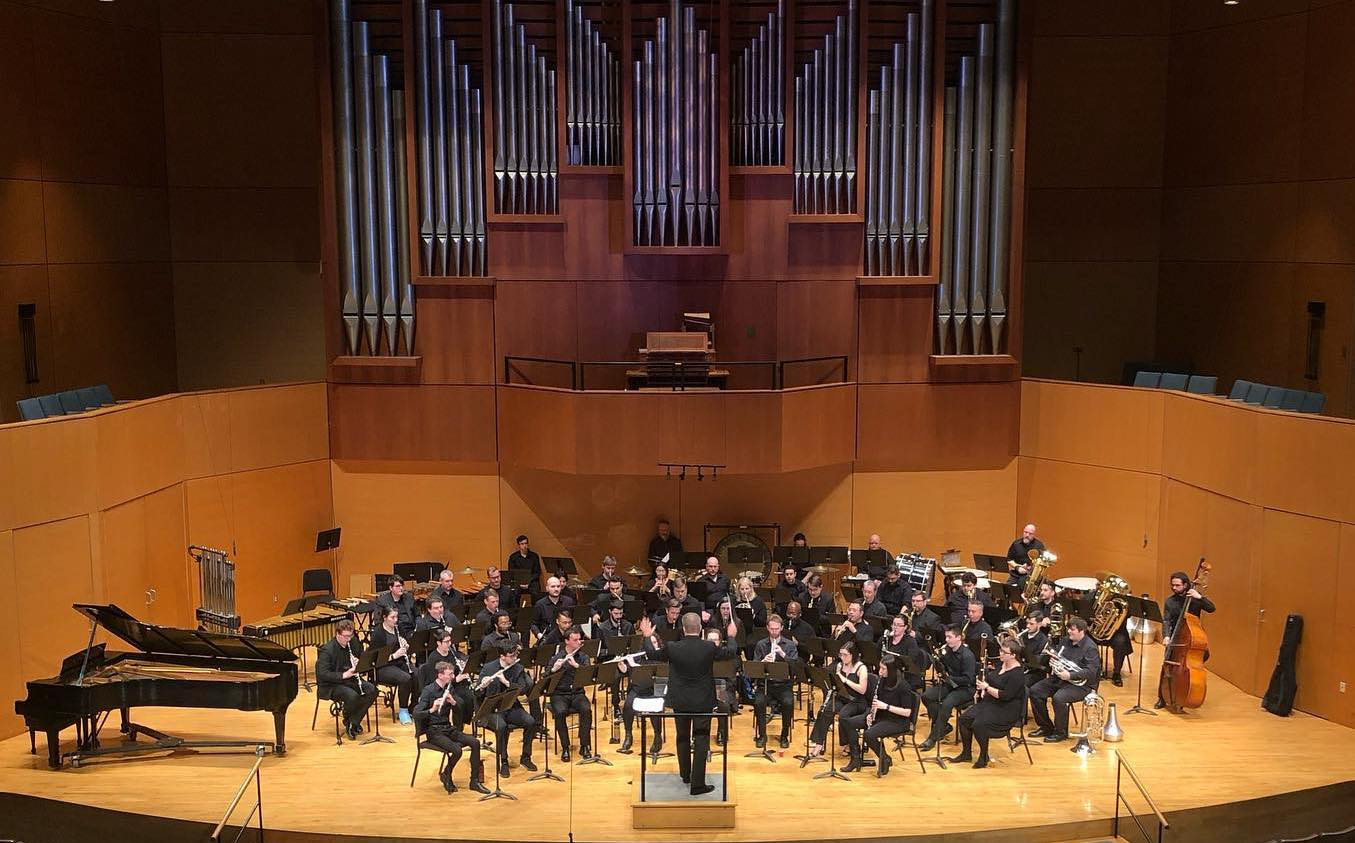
top-left (639, 611), bottom-right (738, 796)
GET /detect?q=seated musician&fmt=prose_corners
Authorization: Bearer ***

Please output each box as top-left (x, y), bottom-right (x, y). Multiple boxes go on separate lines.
top-left (415, 660), bottom-right (490, 794)
top-left (1017, 611), bottom-right (1050, 687)
top-left (802, 574), bottom-right (836, 632)
top-left (697, 555), bottom-right (732, 612)
top-left (416, 597), bottom-right (459, 635)
top-left (1029, 616), bottom-right (1099, 743)
top-left (947, 571), bottom-right (994, 624)
top-left (481, 611), bottom-right (520, 654)
top-left (587, 555), bottom-right (625, 592)
top-left (1025, 580), bottom-right (1060, 630)
top-left (951, 638), bottom-right (1027, 768)
top-left (881, 613), bottom-right (929, 697)
top-left (547, 626), bottom-right (594, 761)
top-left (808, 641), bottom-right (870, 758)
top-left (706, 598), bottom-right (746, 658)
top-left (374, 577), bottom-right (417, 637)
top-left (474, 590), bottom-right (501, 636)
top-left (590, 577), bottom-right (629, 621)
top-left (538, 607), bottom-right (579, 649)
top-left (773, 565), bottom-right (807, 615)
top-left (316, 619), bottom-right (378, 739)
top-left (919, 624), bottom-right (978, 750)
top-left (615, 639), bottom-right (663, 756)
top-left (419, 629), bottom-right (474, 724)
top-left (1106, 611), bottom-right (1134, 688)
top-left (702, 626), bottom-right (735, 746)
top-left (1156, 570), bottom-right (1217, 709)
top-left (732, 576), bottom-right (767, 628)
top-left (782, 600), bottom-right (816, 647)
top-left (833, 601), bottom-right (877, 649)
top-left (370, 606), bottom-right (416, 725)
top-left (643, 563), bottom-right (673, 600)
top-left (751, 614), bottom-right (798, 749)
top-left (652, 598), bottom-right (683, 634)
top-left (1005, 523), bottom-right (1044, 594)
top-left (860, 580), bottom-right (890, 618)
top-left (476, 643), bottom-right (537, 777)
top-left (862, 533), bottom-right (892, 581)
top-left (962, 600), bottom-right (995, 651)
top-left (908, 590), bottom-right (945, 641)
top-left (531, 576), bottom-right (576, 635)
top-left (507, 534), bottom-right (544, 602)
top-left (669, 576), bottom-right (703, 616)
top-left (843, 654), bottom-right (916, 777)
top-left (647, 518), bottom-right (683, 571)
top-left (477, 566), bottom-right (521, 611)
top-left (596, 598), bottom-right (634, 640)
top-left (791, 532), bottom-right (811, 574)
top-left (878, 565), bottom-right (913, 615)
top-left (428, 568), bottom-right (467, 618)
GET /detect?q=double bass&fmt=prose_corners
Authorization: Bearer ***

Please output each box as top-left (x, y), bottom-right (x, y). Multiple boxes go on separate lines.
top-left (1158, 558), bottom-right (1212, 712)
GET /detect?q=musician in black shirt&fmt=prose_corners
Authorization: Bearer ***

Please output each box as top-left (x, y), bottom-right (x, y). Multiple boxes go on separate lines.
top-left (808, 641), bottom-right (870, 757)
top-left (507, 535), bottom-right (544, 601)
top-left (316, 619), bottom-right (377, 738)
top-left (1155, 570), bottom-right (1217, 708)
top-left (477, 566), bottom-right (521, 610)
top-left (473, 591), bottom-right (502, 636)
top-left (589, 577), bottom-right (629, 621)
top-left (1025, 581), bottom-right (1060, 632)
top-left (881, 614), bottom-right (929, 696)
top-left (861, 533), bottom-right (892, 580)
top-left (696, 555), bottom-right (731, 611)
top-left (476, 644), bottom-right (537, 777)
top-left (646, 518), bottom-right (683, 569)
top-left (773, 565), bottom-right (808, 615)
top-left (669, 577), bottom-right (704, 616)
top-left (801, 575), bottom-right (836, 633)
top-left (962, 600), bottom-right (995, 653)
top-left (416, 597), bottom-right (459, 636)
top-left (371, 606), bottom-right (416, 725)
top-left (878, 566), bottom-right (912, 615)
top-left (947, 571), bottom-right (994, 624)
top-left (833, 601), bottom-right (877, 649)
top-left (1017, 612), bottom-right (1050, 687)
top-left (480, 612), bottom-right (520, 654)
top-left (919, 625), bottom-right (978, 750)
top-left (427, 569), bottom-right (467, 618)
top-left (532, 576), bottom-right (576, 634)
top-left (374, 578), bottom-right (416, 636)
top-left (1005, 523), bottom-right (1045, 593)
top-left (952, 638), bottom-right (1027, 768)
top-left (587, 556), bottom-right (625, 592)
top-left (751, 615), bottom-right (798, 748)
top-left (842, 654), bottom-right (916, 777)
top-left (860, 580), bottom-right (890, 618)
top-left (908, 590), bottom-right (944, 641)
top-left (596, 599), bottom-right (634, 640)
top-left (537, 608), bottom-right (579, 649)
top-left (652, 598), bottom-right (683, 633)
top-left (415, 662), bottom-right (490, 794)
top-left (782, 601), bottom-right (816, 646)
top-left (547, 627), bottom-right (594, 761)
top-left (1029, 616), bottom-right (1100, 742)
top-left (419, 630), bottom-right (474, 724)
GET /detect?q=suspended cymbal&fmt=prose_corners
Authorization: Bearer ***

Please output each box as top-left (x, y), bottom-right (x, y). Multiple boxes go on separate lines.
top-left (626, 566), bottom-right (647, 576)
top-left (458, 567), bottom-right (475, 576)
top-left (809, 564), bottom-right (829, 573)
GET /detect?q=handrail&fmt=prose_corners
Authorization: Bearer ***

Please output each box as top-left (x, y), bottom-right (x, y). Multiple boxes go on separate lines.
top-left (1113, 750), bottom-right (1169, 843)
top-left (503, 354), bottom-right (849, 391)
top-left (210, 745), bottom-right (267, 843)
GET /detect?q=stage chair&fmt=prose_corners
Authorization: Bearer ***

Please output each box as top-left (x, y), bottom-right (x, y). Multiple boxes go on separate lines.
top-left (57, 390), bottom-right (85, 414)
top-left (1244, 382), bottom-right (1269, 405)
top-left (1280, 389), bottom-right (1304, 411)
top-left (889, 716), bottom-right (928, 775)
top-left (1159, 373), bottom-right (1188, 391)
top-left (1227, 379), bottom-right (1252, 400)
top-left (1131, 371), bottom-right (1161, 388)
top-left (1186, 375), bottom-right (1217, 395)
top-left (312, 691), bottom-right (346, 745)
top-left (302, 568), bottom-right (335, 598)
top-left (1299, 391), bottom-right (1326, 414)
top-left (16, 398), bottom-right (45, 421)
top-left (409, 710), bottom-right (450, 787)
top-left (1003, 685), bottom-right (1034, 765)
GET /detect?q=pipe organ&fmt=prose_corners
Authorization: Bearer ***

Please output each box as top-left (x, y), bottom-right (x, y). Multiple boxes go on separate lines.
top-left (493, 0), bottom-right (560, 212)
top-left (731, 0), bottom-right (784, 167)
top-left (565, 0), bottom-right (621, 167)
top-left (793, 0), bottom-right (856, 214)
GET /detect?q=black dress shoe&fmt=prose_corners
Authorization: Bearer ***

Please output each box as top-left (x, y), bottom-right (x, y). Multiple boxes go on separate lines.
top-left (754, 734), bottom-right (767, 748)
top-left (1112, 676), bottom-right (1124, 687)
top-left (346, 722), bottom-right (359, 739)
top-left (917, 738), bottom-right (936, 751)
top-left (947, 752), bottom-right (973, 764)
top-left (561, 747), bottom-right (572, 763)
top-left (842, 755), bottom-right (864, 773)
top-left (1154, 699), bottom-right (1166, 710)
top-left (440, 769), bottom-right (455, 794)
top-left (877, 753), bottom-right (892, 777)
top-left (469, 778), bottom-right (491, 795)
top-left (579, 746), bottom-right (593, 760)
top-left (1043, 733), bottom-right (1067, 743)
top-left (349, 721), bottom-right (365, 735)
top-left (618, 735), bottom-right (634, 754)
top-left (1028, 728), bottom-right (1050, 738)
top-left (499, 758), bottom-right (511, 778)
top-left (690, 783), bottom-right (716, 796)
top-left (520, 757), bottom-right (538, 771)
top-left (778, 735), bottom-right (790, 749)
top-left (649, 739), bottom-right (664, 756)
top-left (973, 754), bottom-right (990, 769)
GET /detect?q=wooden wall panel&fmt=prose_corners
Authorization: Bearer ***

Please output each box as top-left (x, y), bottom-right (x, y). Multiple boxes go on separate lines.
top-left (328, 383), bottom-right (498, 463)
top-left (678, 465), bottom-right (855, 553)
top-left (857, 382), bottom-right (1020, 471)
top-left (0, 266), bottom-right (53, 425)
top-left (0, 530), bottom-right (22, 737)
top-left (180, 391), bottom-right (234, 479)
top-left (574, 282), bottom-right (664, 363)
top-left (721, 393), bottom-right (781, 474)
top-left (1333, 524), bottom-right (1355, 726)
top-left (574, 393), bottom-right (660, 476)
top-left (496, 386), bottom-right (576, 472)
top-left (0, 1), bottom-right (40, 182)
top-left (97, 495), bottom-right (153, 618)
top-left (93, 396), bottom-right (185, 510)
top-left (493, 282), bottom-right (576, 379)
top-left (0, 428), bottom-right (14, 532)
top-left (141, 483), bottom-right (190, 627)
top-left (41, 182), bottom-right (170, 263)
top-left (1300, 0), bottom-right (1355, 182)
top-left (1255, 411), bottom-right (1355, 525)
top-left (1016, 456), bottom-right (1161, 594)
top-left (167, 187), bottom-right (319, 263)
top-left (12, 516), bottom-right (96, 682)
top-left (7, 414), bottom-right (97, 528)
top-left (781, 385), bottom-right (856, 472)
top-left (856, 287), bottom-right (934, 383)
top-left (1160, 391), bottom-right (1258, 504)
top-left (658, 394), bottom-right (728, 468)
top-left (227, 383), bottom-right (329, 472)
top-left (775, 282), bottom-right (856, 378)
top-left (0, 178), bottom-right (46, 264)
top-left (330, 463), bottom-right (500, 590)
top-left (1020, 380), bottom-right (1163, 474)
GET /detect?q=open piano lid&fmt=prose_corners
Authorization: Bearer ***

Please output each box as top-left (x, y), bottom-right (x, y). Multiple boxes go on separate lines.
top-left (72, 603), bottom-right (298, 662)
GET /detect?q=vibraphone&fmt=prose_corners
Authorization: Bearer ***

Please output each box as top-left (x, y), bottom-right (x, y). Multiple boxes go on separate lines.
top-left (243, 605), bottom-right (351, 689)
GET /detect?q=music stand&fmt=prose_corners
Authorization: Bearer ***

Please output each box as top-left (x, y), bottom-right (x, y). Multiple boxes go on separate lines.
top-left (797, 664), bottom-right (832, 765)
top-left (357, 645), bottom-right (395, 745)
top-left (857, 639), bottom-right (881, 667)
top-left (810, 546), bottom-right (849, 569)
top-left (526, 671), bottom-right (564, 782)
top-left (543, 556), bottom-right (577, 580)
top-left (1124, 594), bottom-right (1162, 716)
top-left (627, 664), bottom-right (673, 761)
top-left (852, 548), bottom-right (888, 577)
top-left (680, 551), bottom-right (709, 572)
top-left (474, 689), bottom-right (521, 800)
top-left (774, 545), bottom-right (810, 570)
top-left (686, 579), bottom-right (711, 606)
top-left (743, 661), bottom-right (789, 763)
top-left (577, 662), bottom-right (616, 767)
top-left (711, 660), bottom-right (737, 755)
top-left (812, 670), bottom-right (852, 782)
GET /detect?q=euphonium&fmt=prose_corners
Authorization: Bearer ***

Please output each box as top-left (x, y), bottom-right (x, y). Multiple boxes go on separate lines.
top-left (1021, 549), bottom-right (1058, 602)
top-left (1072, 691), bottom-right (1107, 755)
top-left (1088, 574), bottom-right (1132, 640)
top-left (1047, 600), bottom-right (1066, 639)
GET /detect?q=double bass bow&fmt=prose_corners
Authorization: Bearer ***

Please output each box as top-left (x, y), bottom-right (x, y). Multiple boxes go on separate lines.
top-left (1158, 558), bottom-right (1212, 713)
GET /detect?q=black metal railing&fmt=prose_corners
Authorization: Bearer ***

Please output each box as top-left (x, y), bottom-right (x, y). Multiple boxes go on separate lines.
top-left (503, 355), bottom-right (848, 391)
top-left (1113, 751), bottom-right (1169, 843)
top-left (210, 746), bottom-right (267, 843)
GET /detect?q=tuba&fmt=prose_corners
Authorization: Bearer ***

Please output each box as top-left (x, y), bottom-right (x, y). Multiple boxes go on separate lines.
top-left (1021, 549), bottom-right (1058, 602)
top-left (1088, 574), bottom-right (1131, 640)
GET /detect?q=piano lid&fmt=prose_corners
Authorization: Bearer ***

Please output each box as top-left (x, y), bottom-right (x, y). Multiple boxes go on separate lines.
top-left (73, 604), bottom-right (298, 662)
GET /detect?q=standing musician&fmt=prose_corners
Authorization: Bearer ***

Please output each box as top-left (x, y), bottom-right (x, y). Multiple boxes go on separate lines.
top-left (878, 565), bottom-right (913, 615)
top-left (596, 598), bottom-right (634, 640)
top-left (417, 597), bottom-right (459, 635)
top-left (919, 624), bottom-right (978, 751)
top-left (951, 638), bottom-right (1027, 768)
top-left (587, 555), bottom-right (625, 592)
top-left (638, 612), bottom-right (739, 797)
top-left (697, 555), bottom-right (732, 612)
top-left (371, 606), bottom-right (416, 725)
top-left (419, 630), bottom-right (474, 724)
top-left (908, 590), bottom-right (945, 641)
top-left (881, 614), bottom-right (930, 697)
top-left (751, 614), bottom-right (798, 749)
top-left (427, 568), bottom-right (467, 618)
top-left (947, 571), bottom-right (994, 624)
top-left (1015, 611), bottom-right (1050, 687)
top-left (808, 641), bottom-right (870, 758)
top-left (476, 643), bottom-right (537, 777)
top-left (732, 576), bottom-right (767, 628)
top-left (547, 626), bottom-right (594, 761)
top-left (647, 518), bottom-right (683, 570)
top-left (802, 574), bottom-right (837, 632)
top-left (507, 534), bottom-right (544, 602)
top-left (531, 576), bottom-right (576, 635)
top-left (316, 619), bottom-right (377, 739)
top-left (652, 598), bottom-right (684, 633)
top-left (782, 600), bottom-right (816, 646)
top-left (962, 600), bottom-right (995, 653)
top-left (833, 601), bottom-right (877, 649)
top-left (861, 533), bottom-right (893, 581)
top-left (842, 654), bottom-right (915, 777)
top-left (773, 565), bottom-right (808, 615)
top-left (1156, 569), bottom-right (1217, 709)
top-left (644, 563), bottom-right (673, 599)
top-left (477, 566), bottom-right (521, 611)
top-left (1029, 616), bottom-right (1100, 743)
top-left (375, 577), bottom-right (417, 637)
top-left (480, 611), bottom-right (520, 654)
top-left (860, 580), bottom-right (890, 618)
top-left (1005, 523), bottom-right (1045, 593)
top-left (670, 577), bottom-right (704, 616)
top-left (415, 661), bottom-right (491, 794)
top-left (473, 590), bottom-right (502, 636)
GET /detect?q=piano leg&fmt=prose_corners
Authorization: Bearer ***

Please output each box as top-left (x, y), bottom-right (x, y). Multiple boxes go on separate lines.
top-left (273, 708), bottom-right (288, 756)
top-left (45, 728), bottom-right (61, 769)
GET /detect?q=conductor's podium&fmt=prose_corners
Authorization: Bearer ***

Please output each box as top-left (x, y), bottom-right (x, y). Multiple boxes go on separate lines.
top-left (630, 700), bottom-right (737, 830)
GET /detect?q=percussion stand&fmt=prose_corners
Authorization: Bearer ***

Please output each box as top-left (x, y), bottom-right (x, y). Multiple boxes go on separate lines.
top-left (1124, 594), bottom-right (1160, 717)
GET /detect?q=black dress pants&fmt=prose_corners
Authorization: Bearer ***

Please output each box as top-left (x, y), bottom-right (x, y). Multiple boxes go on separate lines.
top-left (674, 711), bottom-right (712, 787)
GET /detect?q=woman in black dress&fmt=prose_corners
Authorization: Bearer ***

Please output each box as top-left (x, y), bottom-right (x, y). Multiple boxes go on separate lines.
top-left (842, 654), bottom-right (916, 776)
top-left (952, 638), bottom-right (1026, 768)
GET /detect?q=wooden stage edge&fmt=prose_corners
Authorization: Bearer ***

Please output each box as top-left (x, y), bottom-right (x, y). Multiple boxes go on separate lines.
top-left (3, 645), bottom-right (1355, 843)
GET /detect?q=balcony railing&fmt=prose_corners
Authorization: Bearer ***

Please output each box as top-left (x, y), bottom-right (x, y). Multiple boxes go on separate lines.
top-left (503, 355), bottom-right (849, 391)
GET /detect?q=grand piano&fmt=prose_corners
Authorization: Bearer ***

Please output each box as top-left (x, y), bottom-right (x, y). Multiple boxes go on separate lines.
top-left (15, 604), bottom-right (299, 769)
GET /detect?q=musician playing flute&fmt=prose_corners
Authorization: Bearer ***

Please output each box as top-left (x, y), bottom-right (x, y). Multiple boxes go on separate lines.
top-left (547, 626), bottom-right (594, 762)
top-left (415, 661), bottom-right (491, 794)
top-left (951, 638), bottom-right (1026, 768)
top-left (476, 644), bottom-right (537, 777)
top-left (1028, 616), bottom-right (1099, 743)
top-left (751, 614), bottom-right (798, 749)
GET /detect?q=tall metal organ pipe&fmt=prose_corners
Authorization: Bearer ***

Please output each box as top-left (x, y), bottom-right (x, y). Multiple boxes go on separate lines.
top-left (792, 0), bottom-right (856, 214)
top-left (565, 0), bottom-right (621, 167)
top-left (731, 0), bottom-right (784, 167)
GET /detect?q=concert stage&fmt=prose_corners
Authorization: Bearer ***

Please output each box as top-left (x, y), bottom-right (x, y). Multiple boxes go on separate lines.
top-left (2, 645), bottom-right (1353, 843)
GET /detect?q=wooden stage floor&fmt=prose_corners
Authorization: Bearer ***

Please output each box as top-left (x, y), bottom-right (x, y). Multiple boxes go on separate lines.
top-left (3, 645), bottom-right (1353, 843)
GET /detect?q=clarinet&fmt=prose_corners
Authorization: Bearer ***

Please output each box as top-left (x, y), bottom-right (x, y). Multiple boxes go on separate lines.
top-left (865, 673), bottom-right (881, 728)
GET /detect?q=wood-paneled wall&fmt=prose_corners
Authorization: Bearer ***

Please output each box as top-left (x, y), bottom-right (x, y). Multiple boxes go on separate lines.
top-left (0, 382), bottom-right (333, 740)
top-left (1019, 378), bottom-right (1355, 728)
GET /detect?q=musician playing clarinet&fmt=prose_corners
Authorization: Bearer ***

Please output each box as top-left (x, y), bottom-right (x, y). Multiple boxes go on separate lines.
top-left (419, 630), bottom-right (475, 723)
top-left (371, 606), bottom-right (416, 725)
top-left (919, 624), bottom-right (978, 751)
top-left (415, 661), bottom-right (490, 794)
top-left (1028, 616), bottom-right (1099, 743)
top-left (842, 654), bottom-right (915, 777)
top-left (951, 638), bottom-right (1027, 768)
top-left (316, 619), bottom-right (377, 739)
top-left (547, 626), bottom-right (594, 762)
top-left (808, 641), bottom-right (870, 759)
top-left (881, 613), bottom-right (930, 697)
top-left (751, 614), bottom-right (798, 749)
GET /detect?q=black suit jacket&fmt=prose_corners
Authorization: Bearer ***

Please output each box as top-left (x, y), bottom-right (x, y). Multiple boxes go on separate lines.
top-left (644, 634), bottom-right (736, 713)
top-left (316, 638), bottom-right (365, 696)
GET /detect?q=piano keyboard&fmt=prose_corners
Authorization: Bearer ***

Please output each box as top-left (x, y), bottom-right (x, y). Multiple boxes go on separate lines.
top-left (242, 605), bottom-right (350, 651)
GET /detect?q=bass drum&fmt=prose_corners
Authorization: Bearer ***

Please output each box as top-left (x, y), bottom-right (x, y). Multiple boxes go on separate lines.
top-left (712, 530), bottom-right (773, 582)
